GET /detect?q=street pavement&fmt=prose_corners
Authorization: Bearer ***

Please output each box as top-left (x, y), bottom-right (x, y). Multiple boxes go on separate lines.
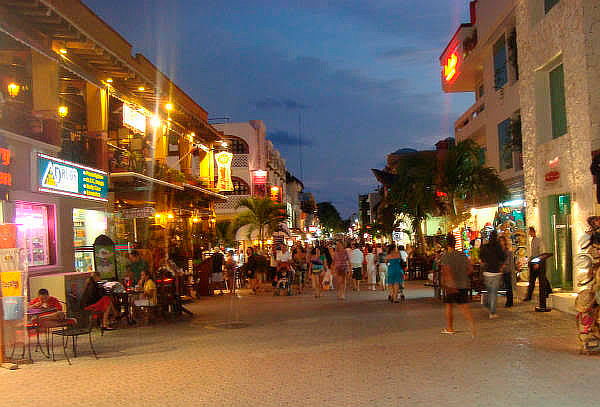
top-left (2, 281), bottom-right (600, 407)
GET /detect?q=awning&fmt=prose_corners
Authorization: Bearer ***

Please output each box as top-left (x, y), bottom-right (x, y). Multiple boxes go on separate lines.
top-left (183, 183), bottom-right (228, 201)
top-left (110, 172), bottom-right (184, 190)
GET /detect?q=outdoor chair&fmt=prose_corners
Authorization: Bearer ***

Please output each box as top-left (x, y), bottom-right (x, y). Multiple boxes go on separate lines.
top-left (51, 311), bottom-right (98, 365)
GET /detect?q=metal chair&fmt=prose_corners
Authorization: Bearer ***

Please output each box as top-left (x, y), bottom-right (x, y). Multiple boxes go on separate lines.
top-left (51, 311), bottom-right (98, 365)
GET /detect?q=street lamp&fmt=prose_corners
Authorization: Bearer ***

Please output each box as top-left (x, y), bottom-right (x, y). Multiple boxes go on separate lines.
top-left (7, 82), bottom-right (20, 98)
top-left (58, 105), bottom-right (69, 118)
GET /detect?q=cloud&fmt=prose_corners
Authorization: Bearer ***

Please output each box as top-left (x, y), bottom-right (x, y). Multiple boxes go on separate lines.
top-left (268, 130), bottom-right (313, 147)
top-left (254, 97), bottom-right (309, 110)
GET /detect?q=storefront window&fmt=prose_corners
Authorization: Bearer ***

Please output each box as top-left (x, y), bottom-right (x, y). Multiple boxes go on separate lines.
top-left (73, 208), bottom-right (107, 273)
top-left (15, 202), bottom-right (55, 267)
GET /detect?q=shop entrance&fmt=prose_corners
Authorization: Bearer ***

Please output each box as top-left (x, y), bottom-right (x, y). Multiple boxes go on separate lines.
top-left (545, 194), bottom-right (573, 289)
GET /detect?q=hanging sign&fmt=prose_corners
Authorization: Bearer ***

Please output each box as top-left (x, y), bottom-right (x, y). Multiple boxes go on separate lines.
top-left (442, 47), bottom-right (460, 83)
top-left (38, 153), bottom-right (108, 201)
top-left (215, 151), bottom-right (233, 191)
top-left (120, 207), bottom-right (156, 219)
top-left (0, 147), bottom-right (12, 187)
top-left (252, 170), bottom-right (267, 185)
top-left (93, 234), bottom-right (118, 281)
top-left (123, 104), bottom-right (146, 135)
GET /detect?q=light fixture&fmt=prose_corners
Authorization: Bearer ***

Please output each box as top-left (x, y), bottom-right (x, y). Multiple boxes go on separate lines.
top-left (137, 86), bottom-right (145, 91)
top-left (57, 105), bottom-right (69, 118)
top-left (192, 217), bottom-right (200, 223)
top-left (165, 102), bottom-right (174, 111)
top-left (106, 78), bottom-right (113, 83)
top-left (221, 141), bottom-right (228, 147)
top-left (150, 116), bottom-right (161, 128)
top-left (59, 48), bottom-right (67, 55)
top-left (154, 213), bottom-right (162, 219)
top-left (7, 82), bottom-right (20, 98)
top-left (167, 213), bottom-right (174, 219)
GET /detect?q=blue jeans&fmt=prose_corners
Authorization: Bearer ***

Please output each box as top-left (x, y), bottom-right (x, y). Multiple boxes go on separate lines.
top-left (484, 273), bottom-right (502, 314)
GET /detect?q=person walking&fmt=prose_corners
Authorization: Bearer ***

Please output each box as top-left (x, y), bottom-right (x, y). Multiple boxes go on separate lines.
top-left (479, 231), bottom-right (506, 319)
top-left (245, 247), bottom-right (260, 294)
top-left (524, 226), bottom-right (548, 301)
top-left (366, 246), bottom-right (377, 291)
top-left (350, 244), bottom-right (364, 292)
top-left (333, 241), bottom-right (350, 300)
top-left (439, 234), bottom-right (475, 336)
top-left (377, 247), bottom-right (388, 291)
top-left (499, 235), bottom-right (515, 307)
top-left (309, 247), bottom-right (325, 298)
top-left (385, 245), bottom-right (404, 303)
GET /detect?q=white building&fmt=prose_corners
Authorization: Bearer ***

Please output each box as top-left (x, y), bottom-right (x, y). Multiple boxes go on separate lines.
top-left (440, 0), bottom-right (524, 229)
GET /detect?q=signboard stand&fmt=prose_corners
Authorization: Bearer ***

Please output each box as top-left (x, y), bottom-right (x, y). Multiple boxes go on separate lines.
top-left (93, 235), bottom-right (118, 281)
top-left (0, 224), bottom-right (26, 370)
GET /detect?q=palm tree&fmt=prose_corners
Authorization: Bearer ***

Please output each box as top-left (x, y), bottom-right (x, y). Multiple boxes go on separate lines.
top-left (234, 197), bottom-right (287, 247)
top-left (386, 152), bottom-right (441, 250)
top-left (440, 139), bottom-right (509, 226)
top-left (215, 220), bottom-right (235, 247)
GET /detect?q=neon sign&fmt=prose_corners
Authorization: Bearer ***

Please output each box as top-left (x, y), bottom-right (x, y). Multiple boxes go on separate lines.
top-left (0, 147), bottom-right (12, 187)
top-left (443, 52), bottom-right (459, 82)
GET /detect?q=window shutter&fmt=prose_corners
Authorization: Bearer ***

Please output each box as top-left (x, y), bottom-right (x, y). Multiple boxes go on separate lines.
top-left (549, 64), bottom-right (567, 139)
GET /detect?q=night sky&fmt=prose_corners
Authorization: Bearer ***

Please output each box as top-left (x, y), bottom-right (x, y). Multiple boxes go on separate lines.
top-left (85, 0), bottom-right (473, 217)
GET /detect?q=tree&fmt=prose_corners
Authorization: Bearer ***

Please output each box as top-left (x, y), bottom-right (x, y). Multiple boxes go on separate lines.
top-left (440, 139), bottom-right (509, 226)
top-left (215, 220), bottom-right (235, 247)
top-left (317, 202), bottom-right (344, 232)
top-left (234, 197), bottom-right (287, 246)
top-left (386, 153), bottom-right (441, 251)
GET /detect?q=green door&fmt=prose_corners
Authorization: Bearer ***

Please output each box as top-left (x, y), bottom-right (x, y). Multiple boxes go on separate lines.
top-left (546, 194), bottom-right (573, 289)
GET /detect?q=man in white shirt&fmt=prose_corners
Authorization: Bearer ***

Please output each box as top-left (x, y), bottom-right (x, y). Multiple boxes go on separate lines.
top-left (350, 244), bottom-right (364, 292)
top-left (524, 226), bottom-right (548, 301)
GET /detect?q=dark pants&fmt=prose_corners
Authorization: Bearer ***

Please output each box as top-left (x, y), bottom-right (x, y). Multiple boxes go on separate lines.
top-left (525, 265), bottom-right (551, 301)
top-left (503, 272), bottom-right (513, 307)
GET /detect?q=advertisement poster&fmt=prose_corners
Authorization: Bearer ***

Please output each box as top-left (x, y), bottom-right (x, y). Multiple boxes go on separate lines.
top-left (215, 151), bottom-right (233, 191)
top-left (93, 235), bottom-right (118, 281)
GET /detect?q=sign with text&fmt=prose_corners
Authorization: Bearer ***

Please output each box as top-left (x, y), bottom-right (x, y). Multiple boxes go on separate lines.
top-left (0, 147), bottom-right (12, 187)
top-left (37, 153), bottom-right (108, 201)
top-left (123, 104), bottom-right (147, 135)
top-left (215, 152), bottom-right (233, 191)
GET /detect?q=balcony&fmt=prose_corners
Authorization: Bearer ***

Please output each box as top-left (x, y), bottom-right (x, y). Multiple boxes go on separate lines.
top-left (454, 99), bottom-right (486, 141)
top-left (440, 24), bottom-right (482, 93)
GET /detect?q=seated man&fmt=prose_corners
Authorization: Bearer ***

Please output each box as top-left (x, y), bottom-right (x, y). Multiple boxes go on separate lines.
top-left (29, 288), bottom-right (65, 320)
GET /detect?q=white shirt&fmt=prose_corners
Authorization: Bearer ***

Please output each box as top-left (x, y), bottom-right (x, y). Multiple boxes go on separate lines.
top-left (399, 250), bottom-right (408, 263)
top-left (530, 236), bottom-right (543, 258)
top-left (350, 249), bottom-right (364, 267)
top-left (276, 250), bottom-right (292, 263)
top-left (366, 253), bottom-right (376, 270)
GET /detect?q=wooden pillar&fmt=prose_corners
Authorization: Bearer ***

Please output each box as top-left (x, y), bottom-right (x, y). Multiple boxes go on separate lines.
top-left (85, 83), bottom-right (108, 170)
top-left (31, 51), bottom-right (60, 146)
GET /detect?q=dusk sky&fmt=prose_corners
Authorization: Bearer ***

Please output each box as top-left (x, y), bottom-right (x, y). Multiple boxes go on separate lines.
top-left (86, 0), bottom-right (473, 217)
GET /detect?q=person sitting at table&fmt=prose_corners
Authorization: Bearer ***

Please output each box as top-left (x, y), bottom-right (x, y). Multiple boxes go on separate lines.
top-left (81, 272), bottom-right (119, 331)
top-left (28, 288), bottom-right (65, 320)
top-left (127, 250), bottom-right (149, 284)
top-left (134, 270), bottom-right (157, 307)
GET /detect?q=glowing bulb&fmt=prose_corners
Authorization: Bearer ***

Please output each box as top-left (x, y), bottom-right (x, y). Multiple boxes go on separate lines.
top-left (165, 102), bottom-right (174, 111)
top-left (192, 217), bottom-right (200, 223)
top-left (138, 86), bottom-right (145, 91)
top-left (106, 78), bottom-right (113, 83)
top-left (155, 213), bottom-right (162, 219)
top-left (58, 105), bottom-right (69, 118)
top-left (221, 141), bottom-right (228, 147)
top-left (167, 213), bottom-right (174, 219)
top-left (7, 82), bottom-right (20, 98)
top-left (59, 48), bottom-right (67, 54)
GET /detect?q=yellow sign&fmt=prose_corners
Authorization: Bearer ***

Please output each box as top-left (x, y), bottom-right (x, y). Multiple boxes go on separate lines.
top-left (215, 152), bottom-right (233, 191)
top-left (1, 271), bottom-right (21, 297)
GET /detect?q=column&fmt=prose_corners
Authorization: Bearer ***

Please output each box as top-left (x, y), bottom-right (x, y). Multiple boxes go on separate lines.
top-left (31, 51), bottom-right (60, 146)
top-left (85, 83), bottom-right (108, 170)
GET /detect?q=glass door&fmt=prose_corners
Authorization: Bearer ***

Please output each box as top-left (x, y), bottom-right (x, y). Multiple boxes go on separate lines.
top-left (548, 194), bottom-right (573, 289)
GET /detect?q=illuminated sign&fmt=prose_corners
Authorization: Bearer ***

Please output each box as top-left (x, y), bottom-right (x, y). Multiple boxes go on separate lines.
top-left (443, 51), bottom-right (459, 82)
top-left (270, 185), bottom-right (280, 202)
top-left (252, 170), bottom-right (267, 185)
top-left (37, 153), bottom-right (108, 201)
top-left (123, 104), bottom-right (147, 135)
top-left (215, 151), bottom-right (233, 191)
top-left (0, 147), bottom-right (12, 187)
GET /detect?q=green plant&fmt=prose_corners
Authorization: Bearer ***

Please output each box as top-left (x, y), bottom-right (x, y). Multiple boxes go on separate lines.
top-left (234, 197), bottom-right (287, 246)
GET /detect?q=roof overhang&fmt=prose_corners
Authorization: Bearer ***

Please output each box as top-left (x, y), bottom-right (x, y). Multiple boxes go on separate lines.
top-left (183, 183), bottom-right (228, 201)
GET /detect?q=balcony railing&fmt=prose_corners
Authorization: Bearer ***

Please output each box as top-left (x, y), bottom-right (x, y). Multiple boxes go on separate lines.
top-left (232, 153), bottom-right (249, 167)
top-left (455, 99), bottom-right (486, 137)
top-left (0, 101), bottom-right (56, 145)
top-left (215, 194), bottom-right (250, 211)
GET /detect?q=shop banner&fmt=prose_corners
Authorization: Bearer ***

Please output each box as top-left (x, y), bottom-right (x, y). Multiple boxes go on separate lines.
top-left (215, 152), bottom-right (233, 191)
top-left (0, 271), bottom-right (21, 297)
top-left (37, 153), bottom-right (108, 202)
top-left (120, 207), bottom-right (156, 219)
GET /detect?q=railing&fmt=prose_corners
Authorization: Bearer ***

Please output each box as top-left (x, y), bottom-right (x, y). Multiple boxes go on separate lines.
top-left (232, 153), bottom-right (249, 167)
top-left (0, 101), bottom-right (54, 144)
top-left (59, 128), bottom-right (101, 168)
top-left (215, 194), bottom-right (250, 211)
top-left (455, 99), bottom-right (486, 135)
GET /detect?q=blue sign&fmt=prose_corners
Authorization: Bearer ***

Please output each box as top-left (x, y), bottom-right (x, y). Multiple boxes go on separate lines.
top-left (37, 153), bottom-right (108, 201)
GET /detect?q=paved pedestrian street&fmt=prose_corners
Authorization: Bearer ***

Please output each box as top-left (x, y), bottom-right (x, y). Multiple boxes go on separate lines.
top-left (2, 282), bottom-right (599, 407)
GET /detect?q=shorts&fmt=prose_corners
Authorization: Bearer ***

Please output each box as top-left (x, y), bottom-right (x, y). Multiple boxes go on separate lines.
top-left (352, 267), bottom-right (362, 280)
top-left (443, 288), bottom-right (470, 304)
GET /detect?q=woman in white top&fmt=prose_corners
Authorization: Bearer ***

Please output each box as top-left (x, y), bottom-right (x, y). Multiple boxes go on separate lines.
top-left (365, 246), bottom-right (377, 291)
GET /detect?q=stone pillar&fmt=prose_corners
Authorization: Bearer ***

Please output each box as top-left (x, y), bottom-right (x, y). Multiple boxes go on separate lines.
top-left (31, 51), bottom-right (60, 146)
top-left (85, 83), bottom-right (108, 170)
